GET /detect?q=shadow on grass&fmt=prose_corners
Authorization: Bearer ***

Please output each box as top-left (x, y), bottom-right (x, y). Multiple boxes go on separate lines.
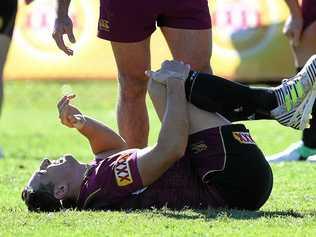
top-left (148, 208), bottom-right (315, 220)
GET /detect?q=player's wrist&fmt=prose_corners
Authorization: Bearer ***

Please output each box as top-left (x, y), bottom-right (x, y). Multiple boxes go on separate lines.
top-left (73, 114), bottom-right (87, 130)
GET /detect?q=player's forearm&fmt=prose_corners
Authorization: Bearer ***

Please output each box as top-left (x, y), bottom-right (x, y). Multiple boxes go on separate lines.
top-left (56, 0), bottom-right (71, 18)
top-left (157, 80), bottom-right (189, 158)
top-left (284, 0), bottom-right (302, 17)
top-left (78, 116), bottom-right (127, 154)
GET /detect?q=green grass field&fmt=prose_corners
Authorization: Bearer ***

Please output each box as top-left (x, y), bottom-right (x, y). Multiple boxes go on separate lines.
top-left (0, 80), bottom-right (315, 237)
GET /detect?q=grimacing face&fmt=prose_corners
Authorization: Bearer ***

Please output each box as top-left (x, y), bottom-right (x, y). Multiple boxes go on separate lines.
top-left (26, 154), bottom-right (80, 194)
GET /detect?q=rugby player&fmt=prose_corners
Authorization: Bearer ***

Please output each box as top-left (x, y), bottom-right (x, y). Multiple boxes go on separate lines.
top-left (21, 58), bottom-right (316, 212)
top-left (268, 0), bottom-right (316, 162)
top-left (52, 0), bottom-right (213, 148)
top-left (0, 0), bottom-right (34, 158)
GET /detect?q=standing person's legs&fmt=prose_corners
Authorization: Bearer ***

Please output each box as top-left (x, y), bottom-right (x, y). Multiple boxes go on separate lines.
top-left (0, 0), bottom-right (17, 114)
top-left (97, 0), bottom-right (159, 148)
top-left (0, 36), bottom-right (11, 114)
top-left (161, 28), bottom-right (212, 74)
top-left (0, 0), bottom-right (17, 158)
top-left (158, 0), bottom-right (212, 74)
top-left (268, 0), bottom-right (316, 162)
top-left (111, 40), bottom-right (151, 148)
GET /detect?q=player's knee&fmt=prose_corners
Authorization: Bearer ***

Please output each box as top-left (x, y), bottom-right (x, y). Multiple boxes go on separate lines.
top-left (190, 61), bottom-right (212, 74)
top-left (118, 73), bottom-right (148, 102)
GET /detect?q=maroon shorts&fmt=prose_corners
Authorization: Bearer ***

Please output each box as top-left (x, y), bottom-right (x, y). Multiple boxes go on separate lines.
top-left (188, 124), bottom-right (273, 210)
top-left (98, 0), bottom-right (211, 42)
top-left (302, 0), bottom-right (316, 30)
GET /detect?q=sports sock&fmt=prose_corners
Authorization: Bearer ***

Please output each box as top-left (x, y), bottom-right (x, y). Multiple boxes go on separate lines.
top-left (184, 71), bottom-right (278, 121)
top-left (296, 67), bottom-right (303, 73)
top-left (302, 101), bottom-right (316, 149)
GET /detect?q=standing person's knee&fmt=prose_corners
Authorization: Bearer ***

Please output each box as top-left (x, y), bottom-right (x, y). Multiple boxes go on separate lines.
top-left (189, 57), bottom-right (212, 74)
top-left (118, 71), bottom-right (148, 103)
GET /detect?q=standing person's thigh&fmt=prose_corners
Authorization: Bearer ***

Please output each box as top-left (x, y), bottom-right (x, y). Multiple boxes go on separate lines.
top-left (162, 28), bottom-right (212, 74)
top-left (97, 0), bottom-right (157, 148)
top-left (111, 39), bottom-right (151, 148)
top-left (158, 0), bottom-right (212, 73)
top-left (294, 0), bottom-right (316, 65)
top-left (294, 22), bottom-right (316, 65)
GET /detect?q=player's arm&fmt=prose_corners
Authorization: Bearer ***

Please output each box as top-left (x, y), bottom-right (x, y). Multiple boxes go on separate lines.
top-left (136, 78), bottom-right (189, 187)
top-left (283, 0), bottom-right (303, 46)
top-left (52, 0), bottom-right (76, 55)
top-left (57, 96), bottom-right (127, 154)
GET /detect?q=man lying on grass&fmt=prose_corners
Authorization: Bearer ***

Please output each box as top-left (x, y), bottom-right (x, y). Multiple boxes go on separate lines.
top-left (22, 58), bottom-right (316, 212)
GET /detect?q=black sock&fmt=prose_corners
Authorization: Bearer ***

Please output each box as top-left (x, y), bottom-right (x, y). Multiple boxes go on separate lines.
top-left (185, 71), bottom-right (278, 121)
top-left (302, 102), bottom-right (316, 148)
top-left (297, 67), bottom-right (303, 73)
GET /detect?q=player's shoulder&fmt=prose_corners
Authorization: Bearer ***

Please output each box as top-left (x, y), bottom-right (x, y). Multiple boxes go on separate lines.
top-left (93, 148), bottom-right (138, 163)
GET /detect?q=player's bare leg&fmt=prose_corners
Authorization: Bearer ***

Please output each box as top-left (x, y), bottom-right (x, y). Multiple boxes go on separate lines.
top-left (111, 38), bottom-right (151, 148)
top-left (161, 27), bottom-right (212, 74)
top-left (0, 35), bottom-right (10, 115)
top-left (268, 22), bottom-right (316, 163)
top-left (0, 35), bottom-right (11, 158)
top-left (292, 22), bottom-right (316, 69)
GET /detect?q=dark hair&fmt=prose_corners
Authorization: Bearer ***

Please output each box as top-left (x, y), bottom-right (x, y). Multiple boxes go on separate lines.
top-left (21, 183), bottom-right (62, 212)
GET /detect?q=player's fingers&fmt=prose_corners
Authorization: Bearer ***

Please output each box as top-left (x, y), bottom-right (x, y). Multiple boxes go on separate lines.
top-left (293, 30), bottom-right (301, 47)
top-left (145, 70), bottom-right (155, 79)
top-left (52, 33), bottom-right (73, 56)
top-left (68, 115), bottom-right (77, 124)
top-left (67, 29), bottom-right (76, 43)
top-left (57, 96), bottom-right (68, 110)
top-left (185, 64), bottom-right (191, 74)
top-left (58, 99), bottom-right (70, 116)
top-left (67, 94), bottom-right (76, 100)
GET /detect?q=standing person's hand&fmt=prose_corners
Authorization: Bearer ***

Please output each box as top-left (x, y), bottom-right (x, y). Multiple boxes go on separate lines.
top-left (52, 16), bottom-right (76, 56)
top-left (145, 60), bottom-right (191, 84)
top-left (25, 0), bottom-right (34, 4)
top-left (283, 14), bottom-right (303, 47)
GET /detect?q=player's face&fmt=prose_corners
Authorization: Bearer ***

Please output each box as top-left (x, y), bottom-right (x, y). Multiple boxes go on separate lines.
top-left (27, 154), bottom-right (80, 192)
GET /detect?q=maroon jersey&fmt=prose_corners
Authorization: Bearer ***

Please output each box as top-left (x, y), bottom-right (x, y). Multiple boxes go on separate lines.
top-left (77, 124), bottom-right (272, 211)
top-left (77, 145), bottom-right (224, 210)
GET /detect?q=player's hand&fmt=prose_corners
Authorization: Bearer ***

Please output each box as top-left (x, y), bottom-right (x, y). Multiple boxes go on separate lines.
top-left (283, 15), bottom-right (303, 47)
top-left (52, 16), bottom-right (76, 56)
top-left (25, 0), bottom-right (34, 4)
top-left (57, 95), bottom-right (86, 129)
top-left (145, 60), bottom-right (191, 84)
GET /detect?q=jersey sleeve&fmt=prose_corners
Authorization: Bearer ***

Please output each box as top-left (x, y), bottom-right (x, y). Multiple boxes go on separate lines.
top-left (96, 150), bottom-right (144, 201)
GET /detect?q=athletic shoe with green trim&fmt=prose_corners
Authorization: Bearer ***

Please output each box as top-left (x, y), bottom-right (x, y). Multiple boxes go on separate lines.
top-left (271, 55), bottom-right (316, 130)
top-left (267, 141), bottom-right (316, 163)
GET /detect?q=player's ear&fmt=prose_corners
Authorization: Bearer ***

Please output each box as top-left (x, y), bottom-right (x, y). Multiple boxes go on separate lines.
top-left (54, 184), bottom-right (68, 200)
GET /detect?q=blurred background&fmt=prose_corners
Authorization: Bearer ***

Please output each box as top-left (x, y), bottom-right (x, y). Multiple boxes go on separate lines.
top-left (4, 0), bottom-right (294, 82)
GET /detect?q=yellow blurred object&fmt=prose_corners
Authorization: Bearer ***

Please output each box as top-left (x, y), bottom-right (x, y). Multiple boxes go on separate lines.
top-left (4, 0), bottom-right (294, 82)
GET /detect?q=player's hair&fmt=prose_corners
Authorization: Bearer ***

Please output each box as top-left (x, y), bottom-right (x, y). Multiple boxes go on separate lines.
top-left (21, 183), bottom-right (62, 212)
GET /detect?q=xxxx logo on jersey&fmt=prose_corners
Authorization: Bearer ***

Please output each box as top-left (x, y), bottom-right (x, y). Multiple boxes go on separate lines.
top-left (233, 132), bottom-right (255, 145)
top-left (114, 155), bottom-right (133, 187)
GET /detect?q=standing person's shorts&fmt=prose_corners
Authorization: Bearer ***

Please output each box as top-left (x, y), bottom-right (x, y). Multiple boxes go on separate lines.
top-left (188, 124), bottom-right (273, 210)
top-left (301, 0), bottom-right (316, 30)
top-left (98, 0), bottom-right (211, 42)
top-left (0, 0), bottom-right (17, 38)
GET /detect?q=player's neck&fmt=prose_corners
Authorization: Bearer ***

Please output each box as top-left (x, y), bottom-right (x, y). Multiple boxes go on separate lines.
top-left (70, 163), bottom-right (91, 201)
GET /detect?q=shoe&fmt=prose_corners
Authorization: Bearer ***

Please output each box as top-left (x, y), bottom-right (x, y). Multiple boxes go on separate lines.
top-left (306, 155), bottom-right (316, 163)
top-left (266, 142), bottom-right (306, 163)
top-left (271, 55), bottom-right (316, 130)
